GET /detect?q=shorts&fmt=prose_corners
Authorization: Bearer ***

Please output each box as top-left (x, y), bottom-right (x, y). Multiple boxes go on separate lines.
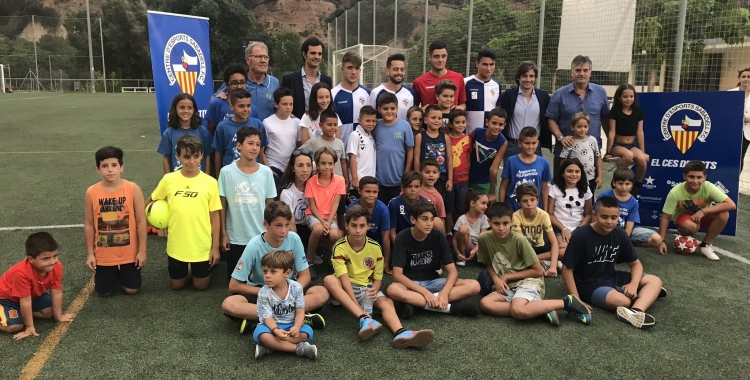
top-left (167, 256), bottom-right (213, 280)
top-left (0, 293), bottom-right (51, 326)
top-left (469, 182), bottom-right (490, 194)
top-left (436, 174), bottom-right (448, 201)
top-left (352, 285), bottom-right (385, 309)
top-left (533, 245), bottom-right (551, 255)
top-left (241, 284), bottom-right (322, 313)
top-left (553, 226), bottom-right (577, 236)
top-left (94, 263), bottom-right (142, 295)
top-left (459, 241), bottom-right (476, 258)
top-left (612, 141), bottom-right (638, 150)
top-left (378, 186), bottom-right (402, 206)
top-left (412, 278), bottom-right (447, 294)
top-left (306, 214), bottom-right (339, 230)
top-left (253, 322), bottom-right (314, 344)
top-left (676, 212), bottom-right (714, 229)
top-left (295, 223), bottom-right (312, 248)
top-left (587, 270), bottom-right (634, 308)
top-left (270, 166), bottom-right (283, 188)
top-left (588, 179), bottom-right (597, 197)
top-left (630, 227), bottom-right (656, 244)
top-left (226, 244), bottom-right (246, 281)
top-left (445, 181), bottom-right (469, 214)
top-left (492, 285), bottom-right (542, 303)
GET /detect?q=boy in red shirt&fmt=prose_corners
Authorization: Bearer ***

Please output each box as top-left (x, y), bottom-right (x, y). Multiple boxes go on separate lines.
top-left (0, 232), bottom-right (75, 340)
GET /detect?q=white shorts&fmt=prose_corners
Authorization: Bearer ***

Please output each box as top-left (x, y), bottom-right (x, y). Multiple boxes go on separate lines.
top-left (493, 285), bottom-right (542, 302)
top-left (352, 285), bottom-right (385, 309)
top-left (306, 214), bottom-right (339, 230)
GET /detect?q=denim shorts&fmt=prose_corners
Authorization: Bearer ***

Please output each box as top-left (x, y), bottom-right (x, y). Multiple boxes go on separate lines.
top-left (413, 278), bottom-right (447, 294)
top-left (613, 142), bottom-right (638, 150)
top-left (253, 323), bottom-right (314, 344)
top-left (445, 182), bottom-right (469, 214)
top-left (630, 227), bottom-right (656, 244)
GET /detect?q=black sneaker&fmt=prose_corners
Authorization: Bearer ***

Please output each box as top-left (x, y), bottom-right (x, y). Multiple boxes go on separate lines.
top-left (562, 294), bottom-right (592, 325)
top-left (659, 287), bottom-right (668, 298)
top-left (396, 302), bottom-right (413, 320)
top-left (616, 307), bottom-right (655, 329)
top-left (449, 301), bottom-right (479, 317)
top-left (239, 319), bottom-right (255, 335)
top-left (303, 313), bottom-right (326, 329)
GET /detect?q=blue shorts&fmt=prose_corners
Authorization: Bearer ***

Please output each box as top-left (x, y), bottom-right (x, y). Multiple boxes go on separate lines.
top-left (589, 271), bottom-right (634, 309)
top-left (630, 227), bottom-right (656, 244)
top-left (0, 293), bottom-right (52, 326)
top-left (445, 182), bottom-right (469, 214)
top-left (253, 322), bottom-right (314, 344)
top-left (612, 142), bottom-right (638, 150)
top-left (413, 278), bottom-right (447, 294)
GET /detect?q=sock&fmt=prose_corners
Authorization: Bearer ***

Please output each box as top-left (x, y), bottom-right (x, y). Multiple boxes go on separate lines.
top-left (424, 293), bottom-right (452, 313)
top-left (394, 328), bottom-right (406, 336)
top-left (358, 314), bottom-right (368, 321)
top-left (631, 307), bottom-right (643, 313)
top-left (562, 296), bottom-right (571, 310)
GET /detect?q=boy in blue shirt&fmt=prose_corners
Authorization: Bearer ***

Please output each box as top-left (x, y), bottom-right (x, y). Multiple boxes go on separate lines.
top-left (206, 64), bottom-right (249, 135)
top-left (596, 168), bottom-right (662, 248)
top-left (499, 127), bottom-right (552, 211)
top-left (468, 107), bottom-right (508, 200)
top-left (348, 176), bottom-right (391, 267)
top-left (387, 171), bottom-right (428, 274)
top-left (372, 92), bottom-right (414, 205)
top-left (219, 127), bottom-right (277, 280)
top-left (221, 202), bottom-right (329, 333)
top-left (212, 89), bottom-right (268, 176)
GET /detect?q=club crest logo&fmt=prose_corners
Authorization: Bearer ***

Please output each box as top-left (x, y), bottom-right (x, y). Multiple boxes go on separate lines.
top-left (164, 33), bottom-right (207, 95)
top-left (359, 96), bottom-right (366, 106)
top-left (363, 257), bottom-right (375, 269)
top-left (403, 99), bottom-right (410, 107)
top-left (660, 103), bottom-right (711, 154)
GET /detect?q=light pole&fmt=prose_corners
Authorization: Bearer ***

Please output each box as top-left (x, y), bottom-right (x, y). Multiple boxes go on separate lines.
top-left (85, 0), bottom-right (96, 93)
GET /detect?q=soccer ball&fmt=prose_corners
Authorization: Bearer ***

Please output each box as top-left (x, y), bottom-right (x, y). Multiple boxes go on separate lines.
top-left (145, 200), bottom-right (169, 229)
top-left (673, 235), bottom-right (698, 255)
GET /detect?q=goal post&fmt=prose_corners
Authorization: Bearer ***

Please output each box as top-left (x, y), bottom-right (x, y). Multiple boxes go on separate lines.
top-left (331, 44), bottom-right (409, 89)
top-left (0, 64), bottom-right (5, 94)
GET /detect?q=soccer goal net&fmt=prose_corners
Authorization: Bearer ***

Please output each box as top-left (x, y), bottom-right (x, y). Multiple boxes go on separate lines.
top-left (332, 44), bottom-right (409, 89)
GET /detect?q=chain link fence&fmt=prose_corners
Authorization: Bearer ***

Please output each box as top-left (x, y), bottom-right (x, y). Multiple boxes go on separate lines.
top-left (328, 0), bottom-right (750, 191)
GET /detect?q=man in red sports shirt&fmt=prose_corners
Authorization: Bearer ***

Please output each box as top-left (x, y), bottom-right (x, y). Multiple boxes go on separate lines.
top-left (412, 41), bottom-right (467, 110)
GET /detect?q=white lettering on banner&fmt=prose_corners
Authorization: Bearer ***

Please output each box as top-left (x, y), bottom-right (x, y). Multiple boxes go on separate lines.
top-left (649, 159), bottom-right (717, 169)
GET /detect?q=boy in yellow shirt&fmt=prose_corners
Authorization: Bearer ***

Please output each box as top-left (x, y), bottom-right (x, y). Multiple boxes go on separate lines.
top-left (149, 134), bottom-right (222, 290)
top-left (511, 183), bottom-right (559, 277)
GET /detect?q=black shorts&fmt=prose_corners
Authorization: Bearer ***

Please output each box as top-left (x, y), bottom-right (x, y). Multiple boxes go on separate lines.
top-left (167, 256), bottom-right (213, 279)
top-left (94, 263), bottom-right (142, 295)
top-left (295, 224), bottom-right (312, 247)
top-left (533, 245), bottom-right (551, 255)
top-left (226, 244), bottom-right (246, 281)
top-left (378, 185), bottom-right (401, 206)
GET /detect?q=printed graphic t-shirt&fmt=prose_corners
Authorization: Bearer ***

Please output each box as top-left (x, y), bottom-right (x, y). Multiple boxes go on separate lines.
top-left (86, 180), bottom-right (139, 265)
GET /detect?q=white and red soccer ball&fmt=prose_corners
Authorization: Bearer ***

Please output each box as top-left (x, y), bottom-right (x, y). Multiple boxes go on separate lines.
top-left (674, 235), bottom-right (699, 255)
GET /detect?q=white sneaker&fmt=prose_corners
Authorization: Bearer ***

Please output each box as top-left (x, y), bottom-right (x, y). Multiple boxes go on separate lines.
top-left (699, 244), bottom-right (720, 261)
top-left (456, 261), bottom-right (466, 267)
top-left (312, 255), bottom-right (324, 265)
top-left (541, 260), bottom-right (551, 271)
top-left (557, 261), bottom-right (563, 270)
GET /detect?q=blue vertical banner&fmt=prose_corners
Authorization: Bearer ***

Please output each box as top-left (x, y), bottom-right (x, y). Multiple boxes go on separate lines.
top-left (637, 92), bottom-right (742, 236)
top-left (147, 11), bottom-right (212, 133)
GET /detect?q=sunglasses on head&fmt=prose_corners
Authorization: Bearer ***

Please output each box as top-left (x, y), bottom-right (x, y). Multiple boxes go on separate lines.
top-left (291, 149), bottom-right (313, 158)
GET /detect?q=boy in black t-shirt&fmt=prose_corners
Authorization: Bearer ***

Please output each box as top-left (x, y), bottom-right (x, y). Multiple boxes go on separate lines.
top-left (388, 200), bottom-right (480, 319)
top-left (562, 196), bottom-right (666, 329)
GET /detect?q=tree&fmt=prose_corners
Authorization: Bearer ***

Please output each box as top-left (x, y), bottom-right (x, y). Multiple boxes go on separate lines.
top-left (268, 28), bottom-right (303, 77)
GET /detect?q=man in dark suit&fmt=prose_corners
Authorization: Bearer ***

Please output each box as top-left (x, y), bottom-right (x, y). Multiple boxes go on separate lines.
top-left (281, 37), bottom-right (333, 119)
top-left (497, 61), bottom-right (552, 160)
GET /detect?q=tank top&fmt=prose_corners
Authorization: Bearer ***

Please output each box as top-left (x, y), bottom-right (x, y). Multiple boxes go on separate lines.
top-left (420, 130), bottom-right (448, 174)
top-left (86, 180), bottom-right (139, 266)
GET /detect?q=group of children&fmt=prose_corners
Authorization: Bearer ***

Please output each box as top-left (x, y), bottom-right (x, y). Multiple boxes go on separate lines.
top-left (1, 63), bottom-right (737, 363)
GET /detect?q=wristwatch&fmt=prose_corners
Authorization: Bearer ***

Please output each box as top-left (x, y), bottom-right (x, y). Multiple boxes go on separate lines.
top-left (556, 135), bottom-right (563, 142)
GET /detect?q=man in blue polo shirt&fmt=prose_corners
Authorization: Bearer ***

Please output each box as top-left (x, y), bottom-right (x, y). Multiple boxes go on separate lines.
top-left (214, 42), bottom-right (279, 121)
top-left (546, 55), bottom-right (609, 174)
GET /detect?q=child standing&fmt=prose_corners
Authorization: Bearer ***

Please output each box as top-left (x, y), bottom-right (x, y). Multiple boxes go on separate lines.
top-left (477, 203), bottom-right (592, 326)
top-left (547, 158), bottom-right (592, 261)
top-left (299, 83), bottom-right (342, 145)
top-left (346, 106), bottom-right (378, 202)
top-left (150, 134), bottom-right (222, 290)
top-left (406, 106), bottom-right (424, 137)
top-left (435, 80), bottom-right (456, 126)
top-left (305, 147), bottom-right (346, 278)
top-left (348, 176), bottom-right (391, 264)
top-left (560, 112), bottom-right (602, 196)
top-left (373, 93), bottom-right (415, 205)
top-left (605, 84), bottom-right (648, 195)
top-left (324, 205), bottom-right (435, 348)
top-left (263, 87), bottom-right (300, 187)
top-left (415, 105), bottom-right (453, 200)
top-left (206, 64), bottom-right (248, 134)
top-left (278, 149), bottom-right (314, 250)
top-left (300, 109), bottom-right (349, 190)
top-left (219, 127), bottom-right (277, 280)
top-left (84, 146), bottom-right (147, 296)
top-left (213, 89), bottom-right (268, 175)
top-left (253, 250), bottom-right (317, 360)
top-left (446, 109), bottom-right (471, 232)
top-left (157, 93), bottom-right (214, 174)
top-left (452, 189), bottom-right (489, 267)
top-left (468, 107), bottom-right (508, 201)
top-left (419, 159), bottom-right (448, 234)
top-left (499, 126), bottom-right (552, 211)
top-left (563, 196), bottom-right (666, 329)
top-left (0, 233), bottom-right (75, 340)
top-left (387, 200), bottom-right (481, 318)
top-left (512, 183), bottom-right (559, 277)
top-left (597, 169), bottom-right (662, 249)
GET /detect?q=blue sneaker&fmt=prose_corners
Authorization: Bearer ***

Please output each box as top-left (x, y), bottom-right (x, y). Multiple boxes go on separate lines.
top-left (358, 317), bottom-right (382, 341)
top-left (393, 329), bottom-right (435, 349)
top-left (545, 311), bottom-right (560, 326)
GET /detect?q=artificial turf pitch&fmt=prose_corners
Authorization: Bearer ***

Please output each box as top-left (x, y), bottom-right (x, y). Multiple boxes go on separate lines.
top-left (1, 93), bottom-right (750, 379)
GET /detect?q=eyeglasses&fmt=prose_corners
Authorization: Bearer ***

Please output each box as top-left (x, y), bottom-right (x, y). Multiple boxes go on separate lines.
top-left (291, 149), bottom-right (313, 158)
top-left (229, 80), bottom-right (247, 87)
top-left (250, 55), bottom-right (270, 61)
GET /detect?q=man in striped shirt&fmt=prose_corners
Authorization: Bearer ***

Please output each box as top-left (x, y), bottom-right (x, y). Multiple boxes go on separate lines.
top-left (332, 52), bottom-right (371, 146)
top-left (464, 48), bottom-right (501, 134)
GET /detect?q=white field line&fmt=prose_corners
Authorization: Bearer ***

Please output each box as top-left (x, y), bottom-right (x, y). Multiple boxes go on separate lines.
top-left (0, 95), bottom-right (66, 102)
top-left (0, 224), bottom-right (83, 231)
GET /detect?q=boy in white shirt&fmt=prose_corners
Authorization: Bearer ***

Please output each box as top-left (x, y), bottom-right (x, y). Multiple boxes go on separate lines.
top-left (346, 105), bottom-right (378, 204)
top-left (263, 87), bottom-right (300, 188)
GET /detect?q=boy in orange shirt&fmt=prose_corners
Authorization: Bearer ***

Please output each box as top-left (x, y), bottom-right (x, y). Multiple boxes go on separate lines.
top-left (84, 146), bottom-right (148, 296)
top-left (0, 232), bottom-right (75, 340)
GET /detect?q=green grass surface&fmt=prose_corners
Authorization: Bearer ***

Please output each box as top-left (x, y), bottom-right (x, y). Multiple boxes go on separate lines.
top-left (1, 93), bottom-right (750, 379)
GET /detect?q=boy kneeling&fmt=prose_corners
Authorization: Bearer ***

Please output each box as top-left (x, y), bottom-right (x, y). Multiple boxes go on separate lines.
top-left (478, 203), bottom-right (591, 325)
top-left (324, 205), bottom-right (435, 348)
top-left (562, 196), bottom-right (667, 329)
